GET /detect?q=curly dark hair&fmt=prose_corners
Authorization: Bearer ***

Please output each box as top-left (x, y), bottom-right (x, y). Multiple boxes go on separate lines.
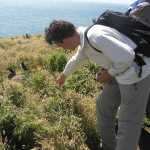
top-left (45, 20), bottom-right (76, 44)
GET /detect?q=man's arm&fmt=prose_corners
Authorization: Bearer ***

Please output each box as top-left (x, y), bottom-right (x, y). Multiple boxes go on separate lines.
top-left (95, 34), bottom-right (135, 77)
top-left (96, 69), bottom-right (113, 83)
top-left (56, 46), bottom-right (88, 86)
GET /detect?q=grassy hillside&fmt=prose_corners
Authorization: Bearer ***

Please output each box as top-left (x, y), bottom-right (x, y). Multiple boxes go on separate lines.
top-left (0, 34), bottom-right (149, 150)
top-left (0, 34), bottom-right (101, 150)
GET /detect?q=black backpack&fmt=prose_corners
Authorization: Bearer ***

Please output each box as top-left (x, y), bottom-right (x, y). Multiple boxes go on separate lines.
top-left (129, 2), bottom-right (150, 28)
top-left (85, 10), bottom-right (150, 119)
top-left (85, 10), bottom-right (150, 77)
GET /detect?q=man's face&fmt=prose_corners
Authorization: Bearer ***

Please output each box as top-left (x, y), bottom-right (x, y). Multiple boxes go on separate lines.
top-left (56, 36), bottom-right (78, 50)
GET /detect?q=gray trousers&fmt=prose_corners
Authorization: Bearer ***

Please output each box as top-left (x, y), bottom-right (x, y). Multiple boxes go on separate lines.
top-left (96, 75), bottom-right (150, 150)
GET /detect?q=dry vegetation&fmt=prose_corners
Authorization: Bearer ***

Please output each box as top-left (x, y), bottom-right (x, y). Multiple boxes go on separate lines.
top-left (0, 34), bottom-right (149, 150)
top-left (0, 34), bottom-right (101, 150)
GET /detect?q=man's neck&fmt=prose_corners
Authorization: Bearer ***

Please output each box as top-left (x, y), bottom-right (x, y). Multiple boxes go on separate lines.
top-left (75, 32), bottom-right (81, 46)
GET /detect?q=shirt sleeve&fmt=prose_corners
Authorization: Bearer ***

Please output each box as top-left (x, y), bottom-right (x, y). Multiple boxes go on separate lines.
top-left (95, 34), bottom-right (135, 76)
top-left (129, 0), bottom-right (139, 10)
top-left (63, 46), bottom-right (88, 77)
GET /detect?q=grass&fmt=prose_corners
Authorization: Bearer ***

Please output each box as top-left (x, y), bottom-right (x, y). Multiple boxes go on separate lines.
top-left (0, 34), bottom-right (149, 150)
top-left (0, 34), bottom-right (100, 150)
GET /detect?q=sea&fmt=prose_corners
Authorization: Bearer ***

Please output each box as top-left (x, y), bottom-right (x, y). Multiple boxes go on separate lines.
top-left (0, 1), bottom-right (128, 37)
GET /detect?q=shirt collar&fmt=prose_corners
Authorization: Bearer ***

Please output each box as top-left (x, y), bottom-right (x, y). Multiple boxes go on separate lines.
top-left (77, 26), bottom-right (88, 49)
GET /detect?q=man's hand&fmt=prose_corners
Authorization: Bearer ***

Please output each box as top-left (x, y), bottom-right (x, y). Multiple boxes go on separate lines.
top-left (96, 69), bottom-right (112, 83)
top-left (56, 73), bottom-right (66, 87)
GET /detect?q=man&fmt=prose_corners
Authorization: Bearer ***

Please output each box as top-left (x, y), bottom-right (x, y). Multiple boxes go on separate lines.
top-left (45, 20), bottom-right (150, 150)
top-left (96, 1), bottom-right (150, 150)
top-left (128, 0), bottom-right (150, 12)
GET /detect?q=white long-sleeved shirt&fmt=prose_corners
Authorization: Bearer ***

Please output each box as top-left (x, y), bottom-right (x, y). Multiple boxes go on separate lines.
top-left (63, 25), bottom-right (150, 84)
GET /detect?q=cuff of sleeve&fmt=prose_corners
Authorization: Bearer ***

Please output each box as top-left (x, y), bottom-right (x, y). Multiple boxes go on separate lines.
top-left (63, 70), bottom-right (70, 78)
top-left (108, 68), bottom-right (117, 77)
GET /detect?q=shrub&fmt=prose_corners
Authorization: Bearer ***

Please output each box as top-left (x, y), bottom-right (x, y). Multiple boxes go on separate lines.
top-left (46, 84), bottom-right (63, 97)
top-left (44, 97), bottom-right (61, 123)
top-left (74, 97), bottom-right (100, 150)
top-left (16, 57), bottom-right (33, 71)
top-left (0, 105), bottom-right (40, 149)
top-left (86, 62), bottom-right (100, 74)
top-left (29, 72), bottom-right (45, 91)
top-left (7, 85), bottom-right (25, 107)
top-left (0, 35), bottom-right (103, 149)
top-left (0, 71), bottom-right (4, 91)
top-left (144, 117), bottom-right (150, 126)
top-left (66, 70), bottom-right (97, 96)
top-left (0, 42), bottom-right (6, 49)
top-left (7, 63), bottom-right (17, 71)
top-left (43, 52), bottom-right (67, 73)
top-left (54, 115), bottom-right (87, 150)
top-left (12, 121), bottom-right (39, 150)
top-left (0, 71), bottom-right (4, 83)
top-left (56, 53), bottom-right (67, 72)
top-left (44, 93), bottom-right (76, 122)
top-left (0, 143), bottom-right (5, 149)
top-left (0, 39), bottom-right (16, 49)
top-left (41, 115), bottom-right (87, 150)
top-left (0, 106), bottom-right (17, 146)
top-left (44, 54), bottom-right (57, 72)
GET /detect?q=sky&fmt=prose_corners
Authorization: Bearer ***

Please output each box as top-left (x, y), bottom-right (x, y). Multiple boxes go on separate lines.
top-left (0, 0), bottom-right (135, 5)
top-left (73, 0), bottom-right (135, 4)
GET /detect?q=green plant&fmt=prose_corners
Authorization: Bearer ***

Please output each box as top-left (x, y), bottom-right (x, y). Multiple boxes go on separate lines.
top-left (43, 52), bottom-right (67, 73)
top-left (0, 106), bottom-right (17, 146)
top-left (30, 72), bottom-right (45, 91)
top-left (16, 58), bottom-right (29, 68)
top-left (44, 94), bottom-right (76, 123)
top-left (73, 98), bottom-right (100, 150)
top-left (7, 86), bottom-right (25, 107)
top-left (56, 53), bottom-right (67, 72)
top-left (0, 72), bottom-right (4, 83)
top-left (7, 63), bottom-right (17, 71)
top-left (0, 71), bottom-right (5, 91)
top-left (0, 39), bottom-right (16, 49)
top-left (44, 98), bottom-right (61, 123)
top-left (44, 54), bottom-right (57, 72)
top-left (46, 84), bottom-right (63, 97)
top-left (0, 42), bottom-right (6, 49)
top-left (0, 143), bottom-right (5, 149)
top-left (0, 104), bottom-right (40, 149)
top-left (54, 115), bottom-right (87, 150)
top-left (86, 62), bottom-right (100, 74)
top-left (0, 35), bottom-right (104, 149)
top-left (144, 117), bottom-right (150, 126)
top-left (66, 70), bottom-right (96, 96)
top-left (12, 121), bottom-right (39, 150)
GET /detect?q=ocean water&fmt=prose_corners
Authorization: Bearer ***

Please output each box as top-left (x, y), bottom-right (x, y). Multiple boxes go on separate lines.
top-left (0, 1), bottom-right (128, 37)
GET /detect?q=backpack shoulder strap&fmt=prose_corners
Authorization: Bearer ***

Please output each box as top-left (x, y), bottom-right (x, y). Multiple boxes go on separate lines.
top-left (84, 25), bottom-right (102, 53)
top-left (130, 3), bottom-right (150, 28)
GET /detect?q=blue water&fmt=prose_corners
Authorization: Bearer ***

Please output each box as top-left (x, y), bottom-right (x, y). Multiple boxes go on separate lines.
top-left (0, 1), bottom-right (128, 37)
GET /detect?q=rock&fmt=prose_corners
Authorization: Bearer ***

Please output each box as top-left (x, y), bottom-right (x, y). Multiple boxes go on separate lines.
top-left (20, 62), bottom-right (28, 71)
top-left (7, 68), bottom-right (16, 79)
top-left (0, 95), bottom-right (3, 101)
top-left (12, 75), bottom-right (24, 81)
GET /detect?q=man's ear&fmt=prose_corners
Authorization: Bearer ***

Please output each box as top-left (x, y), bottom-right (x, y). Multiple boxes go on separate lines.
top-left (61, 39), bottom-right (64, 43)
